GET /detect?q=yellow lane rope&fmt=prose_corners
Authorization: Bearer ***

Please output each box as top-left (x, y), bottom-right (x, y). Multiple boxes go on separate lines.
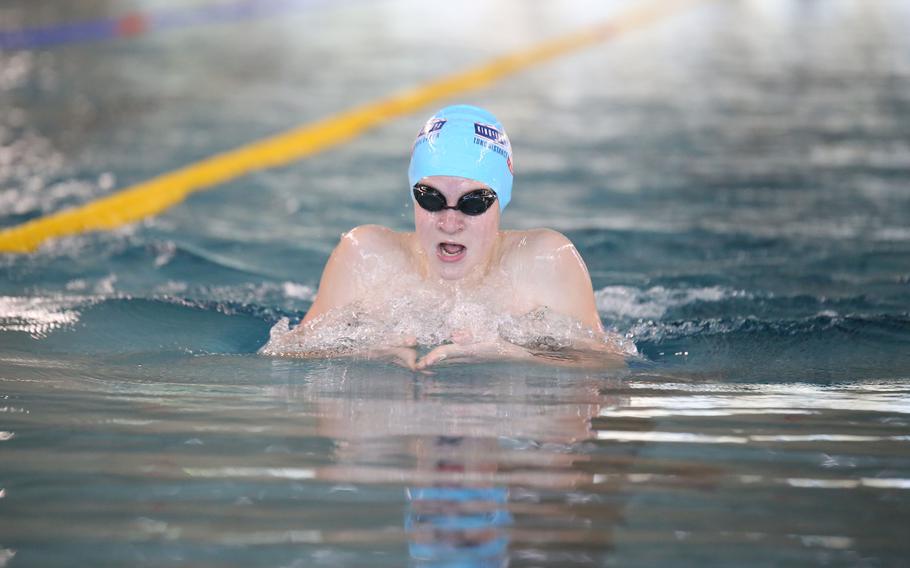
top-left (0, 0), bottom-right (709, 253)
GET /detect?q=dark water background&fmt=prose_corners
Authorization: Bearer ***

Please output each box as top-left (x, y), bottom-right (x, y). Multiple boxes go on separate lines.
top-left (1, 0), bottom-right (909, 566)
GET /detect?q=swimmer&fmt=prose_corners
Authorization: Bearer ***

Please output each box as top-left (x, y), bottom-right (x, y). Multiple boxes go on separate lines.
top-left (270, 104), bottom-right (630, 369)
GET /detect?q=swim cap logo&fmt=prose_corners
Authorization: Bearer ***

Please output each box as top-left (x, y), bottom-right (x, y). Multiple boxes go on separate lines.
top-left (473, 123), bottom-right (509, 148)
top-left (472, 122), bottom-right (512, 164)
top-left (413, 118), bottom-right (447, 149)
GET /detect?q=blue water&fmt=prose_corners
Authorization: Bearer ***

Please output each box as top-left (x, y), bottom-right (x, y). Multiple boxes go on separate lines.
top-left (2, 0), bottom-right (910, 566)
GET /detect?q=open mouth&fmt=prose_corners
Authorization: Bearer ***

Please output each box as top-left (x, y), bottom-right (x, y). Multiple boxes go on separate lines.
top-left (437, 242), bottom-right (467, 262)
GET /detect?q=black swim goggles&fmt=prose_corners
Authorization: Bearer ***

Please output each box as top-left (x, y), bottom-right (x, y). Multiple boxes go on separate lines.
top-left (412, 183), bottom-right (498, 216)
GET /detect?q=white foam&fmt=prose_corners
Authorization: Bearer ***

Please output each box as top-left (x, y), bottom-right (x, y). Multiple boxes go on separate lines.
top-left (0, 52), bottom-right (32, 90)
top-left (0, 104), bottom-right (106, 219)
top-left (0, 296), bottom-right (85, 338)
top-left (281, 281), bottom-right (315, 300)
top-left (595, 285), bottom-right (745, 319)
top-left (153, 280), bottom-right (315, 307)
top-left (94, 274), bottom-right (117, 295)
top-left (260, 286), bottom-right (632, 359)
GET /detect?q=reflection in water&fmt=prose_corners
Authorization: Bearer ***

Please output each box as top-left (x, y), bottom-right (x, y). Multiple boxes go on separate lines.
top-left (273, 360), bottom-right (639, 566)
top-left (1, 356), bottom-right (908, 565)
top-left (406, 438), bottom-right (512, 567)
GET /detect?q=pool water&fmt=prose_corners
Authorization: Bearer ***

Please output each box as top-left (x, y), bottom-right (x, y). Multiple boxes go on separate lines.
top-left (2, 0), bottom-right (910, 566)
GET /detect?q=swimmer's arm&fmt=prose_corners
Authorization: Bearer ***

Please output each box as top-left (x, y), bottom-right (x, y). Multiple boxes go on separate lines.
top-left (415, 337), bottom-right (624, 369)
top-left (521, 230), bottom-right (626, 359)
top-left (416, 339), bottom-right (532, 369)
top-left (526, 229), bottom-right (604, 332)
top-left (299, 225), bottom-right (385, 327)
top-left (288, 226), bottom-right (422, 368)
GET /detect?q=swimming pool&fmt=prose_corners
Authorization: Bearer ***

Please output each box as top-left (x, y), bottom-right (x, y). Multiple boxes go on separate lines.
top-left (2, 0), bottom-right (910, 565)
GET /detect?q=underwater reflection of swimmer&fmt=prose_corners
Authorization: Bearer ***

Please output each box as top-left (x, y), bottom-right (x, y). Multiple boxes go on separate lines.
top-left (270, 362), bottom-right (698, 566)
top-left (260, 105), bottom-right (636, 369)
top-left (406, 437), bottom-right (512, 568)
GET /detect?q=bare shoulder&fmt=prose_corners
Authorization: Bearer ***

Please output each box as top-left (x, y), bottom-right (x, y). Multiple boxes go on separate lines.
top-left (301, 224), bottom-right (407, 325)
top-left (500, 228), bottom-right (602, 331)
top-left (501, 228), bottom-right (580, 265)
top-left (343, 224), bottom-right (399, 244)
top-left (338, 224), bottom-right (402, 253)
top-left (330, 225), bottom-right (410, 269)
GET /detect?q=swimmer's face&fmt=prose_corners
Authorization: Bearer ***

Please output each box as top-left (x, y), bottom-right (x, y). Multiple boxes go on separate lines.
top-left (414, 175), bottom-right (501, 281)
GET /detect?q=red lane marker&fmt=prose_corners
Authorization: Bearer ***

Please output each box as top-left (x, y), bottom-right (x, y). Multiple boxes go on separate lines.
top-left (116, 12), bottom-right (149, 38)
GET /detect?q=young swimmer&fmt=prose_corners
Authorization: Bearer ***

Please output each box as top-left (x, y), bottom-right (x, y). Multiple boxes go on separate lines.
top-left (263, 104), bottom-right (632, 369)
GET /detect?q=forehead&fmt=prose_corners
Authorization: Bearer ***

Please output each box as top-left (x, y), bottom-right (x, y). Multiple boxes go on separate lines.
top-left (420, 175), bottom-right (492, 194)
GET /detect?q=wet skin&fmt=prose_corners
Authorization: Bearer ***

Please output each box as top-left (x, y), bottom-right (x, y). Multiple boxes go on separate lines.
top-left (293, 175), bottom-right (623, 370)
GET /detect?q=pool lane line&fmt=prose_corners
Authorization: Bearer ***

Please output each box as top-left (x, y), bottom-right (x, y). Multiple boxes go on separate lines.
top-left (0, 0), bottom-right (330, 50)
top-left (0, 0), bottom-right (710, 254)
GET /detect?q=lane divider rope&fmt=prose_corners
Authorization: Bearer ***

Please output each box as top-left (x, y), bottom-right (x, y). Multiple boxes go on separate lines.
top-left (0, 0), bottom-right (709, 253)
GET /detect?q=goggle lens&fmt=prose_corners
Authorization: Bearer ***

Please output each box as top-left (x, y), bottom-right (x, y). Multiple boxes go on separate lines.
top-left (412, 184), bottom-right (497, 216)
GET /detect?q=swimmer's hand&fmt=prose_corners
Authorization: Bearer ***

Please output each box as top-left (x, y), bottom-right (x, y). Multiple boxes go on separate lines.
top-left (415, 339), bottom-right (532, 370)
top-left (363, 335), bottom-right (420, 371)
top-left (415, 337), bottom-right (628, 370)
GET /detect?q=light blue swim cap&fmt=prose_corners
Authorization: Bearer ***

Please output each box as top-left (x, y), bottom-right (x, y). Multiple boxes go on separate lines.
top-left (408, 104), bottom-right (514, 211)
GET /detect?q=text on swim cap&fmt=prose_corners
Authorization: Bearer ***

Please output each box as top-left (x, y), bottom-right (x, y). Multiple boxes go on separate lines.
top-left (473, 136), bottom-right (511, 160)
top-left (412, 118), bottom-right (446, 150)
top-left (473, 123), bottom-right (510, 148)
top-left (416, 118), bottom-right (446, 139)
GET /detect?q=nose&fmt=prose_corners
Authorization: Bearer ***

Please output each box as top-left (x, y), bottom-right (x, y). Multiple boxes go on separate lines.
top-left (436, 209), bottom-right (464, 234)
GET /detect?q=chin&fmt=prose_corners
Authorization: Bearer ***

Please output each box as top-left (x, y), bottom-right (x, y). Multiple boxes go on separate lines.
top-left (429, 251), bottom-right (479, 280)
top-left (434, 262), bottom-right (471, 281)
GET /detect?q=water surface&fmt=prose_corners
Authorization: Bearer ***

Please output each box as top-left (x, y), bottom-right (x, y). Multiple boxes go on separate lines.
top-left (2, 0), bottom-right (909, 565)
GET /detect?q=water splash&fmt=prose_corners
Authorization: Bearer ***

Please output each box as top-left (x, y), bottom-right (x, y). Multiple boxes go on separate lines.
top-left (260, 292), bottom-right (635, 358)
top-left (595, 285), bottom-right (748, 319)
top-left (0, 296), bottom-right (86, 338)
